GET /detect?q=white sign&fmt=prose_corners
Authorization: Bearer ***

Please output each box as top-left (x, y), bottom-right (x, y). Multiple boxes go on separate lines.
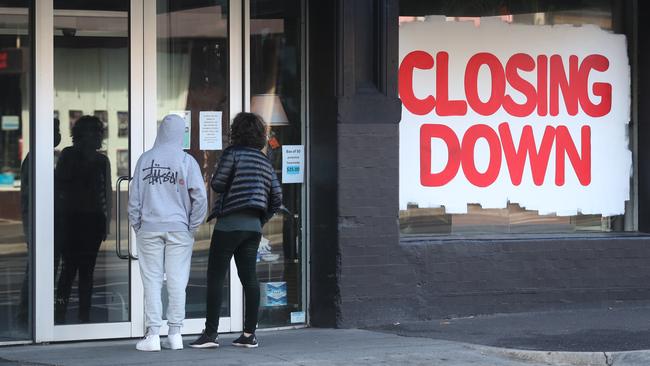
top-left (170, 110), bottom-right (191, 149)
top-left (1, 115), bottom-right (19, 131)
top-left (282, 145), bottom-right (304, 184)
top-left (290, 311), bottom-right (306, 324)
top-left (399, 18), bottom-right (631, 216)
top-left (199, 111), bottom-right (222, 150)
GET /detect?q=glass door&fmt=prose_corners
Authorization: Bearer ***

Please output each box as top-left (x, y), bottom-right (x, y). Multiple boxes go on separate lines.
top-left (249, 0), bottom-right (307, 329)
top-left (149, 0), bottom-right (243, 334)
top-left (35, 0), bottom-right (243, 341)
top-left (0, 0), bottom-right (32, 344)
top-left (50, 0), bottom-right (140, 340)
top-left (33, 0), bottom-right (298, 342)
top-left (34, 0), bottom-right (146, 342)
top-left (52, 0), bottom-right (131, 328)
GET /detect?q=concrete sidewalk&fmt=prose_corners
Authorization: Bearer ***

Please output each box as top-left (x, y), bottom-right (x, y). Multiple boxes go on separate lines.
top-left (0, 328), bottom-right (649, 366)
top-left (3, 302), bottom-right (650, 365)
top-left (0, 329), bottom-right (584, 366)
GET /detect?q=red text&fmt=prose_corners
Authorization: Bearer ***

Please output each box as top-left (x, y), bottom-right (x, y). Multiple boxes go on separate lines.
top-left (399, 51), bottom-right (611, 118)
top-left (420, 123), bottom-right (591, 187)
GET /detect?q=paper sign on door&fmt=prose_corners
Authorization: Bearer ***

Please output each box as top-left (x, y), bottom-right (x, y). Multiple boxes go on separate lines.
top-left (199, 111), bottom-right (222, 150)
top-left (282, 145), bottom-right (304, 184)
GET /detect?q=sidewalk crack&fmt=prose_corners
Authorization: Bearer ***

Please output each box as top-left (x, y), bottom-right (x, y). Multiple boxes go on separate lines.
top-left (604, 352), bottom-right (614, 366)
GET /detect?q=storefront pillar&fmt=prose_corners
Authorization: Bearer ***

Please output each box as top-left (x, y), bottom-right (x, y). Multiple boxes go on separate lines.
top-left (308, 0), bottom-right (412, 327)
top-left (638, 0), bottom-right (650, 232)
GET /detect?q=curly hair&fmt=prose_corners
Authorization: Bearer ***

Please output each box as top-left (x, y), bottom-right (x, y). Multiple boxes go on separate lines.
top-left (71, 115), bottom-right (105, 147)
top-left (230, 112), bottom-right (267, 149)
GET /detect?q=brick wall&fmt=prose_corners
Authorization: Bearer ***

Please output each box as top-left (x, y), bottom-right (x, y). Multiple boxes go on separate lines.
top-left (337, 122), bottom-right (418, 326)
top-left (399, 237), bottom-right (650, 320)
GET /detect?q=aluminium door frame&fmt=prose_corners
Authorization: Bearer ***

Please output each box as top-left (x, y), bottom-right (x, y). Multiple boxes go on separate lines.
top-left (34, 0), bottom-right (141, 342)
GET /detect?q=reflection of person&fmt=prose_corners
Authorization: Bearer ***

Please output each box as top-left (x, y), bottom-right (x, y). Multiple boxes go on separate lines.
top-left (54, 116), bottom-right (112, 324)
top-left (190, 112), bottom-right (282, 349)
top-left (128, 114), bottom-right (207, 352)
top-left (17, 118), bottom-right (62, 326)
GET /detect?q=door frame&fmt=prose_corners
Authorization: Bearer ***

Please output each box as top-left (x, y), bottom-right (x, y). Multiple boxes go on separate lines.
top-left (138, 0), bottom-right (244, 337)
top-left (34, 0), bottom-right (245, 342)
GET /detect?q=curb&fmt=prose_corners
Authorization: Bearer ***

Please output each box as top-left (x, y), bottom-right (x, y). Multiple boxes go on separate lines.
top-left (471, 345), bottom-right (650, 366)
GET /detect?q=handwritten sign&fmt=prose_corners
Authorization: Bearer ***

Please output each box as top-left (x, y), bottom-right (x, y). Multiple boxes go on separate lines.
top-left (399, 18), bottom-right (631, 216)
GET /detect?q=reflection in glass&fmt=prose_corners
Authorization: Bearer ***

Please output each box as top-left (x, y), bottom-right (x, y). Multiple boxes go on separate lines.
top-left (251, 0), bottom-right (305, 328)
top-left (156, 0), bottom-right (230, 320)
top-left (54, 116), bottom-right (111, 323)
top-left (53, 1), bottom-right (130, 324)
top-left (0, 0), bottom-right (31, 340)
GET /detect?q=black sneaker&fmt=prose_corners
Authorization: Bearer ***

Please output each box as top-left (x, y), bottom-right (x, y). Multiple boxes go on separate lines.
top-left (232, 333), bottom-right (258, 348)
top-left (189, 330), bottom-right (219, 348)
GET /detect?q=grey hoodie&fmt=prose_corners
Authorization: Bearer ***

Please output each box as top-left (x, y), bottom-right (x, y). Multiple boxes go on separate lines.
top-left (128, 114), bottom-right (207, 233)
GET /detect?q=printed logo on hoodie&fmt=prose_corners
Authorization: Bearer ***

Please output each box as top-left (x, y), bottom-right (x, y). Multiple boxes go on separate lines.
top-left (142, 159), bottom-right (179, 185)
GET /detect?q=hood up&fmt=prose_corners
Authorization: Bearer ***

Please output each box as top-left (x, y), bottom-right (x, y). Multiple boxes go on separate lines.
top-left (154, 114), bottom-right (186, 149)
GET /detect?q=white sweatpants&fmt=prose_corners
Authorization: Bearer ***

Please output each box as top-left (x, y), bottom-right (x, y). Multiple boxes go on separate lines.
top-left (136, 231), bottom-right (194, 334)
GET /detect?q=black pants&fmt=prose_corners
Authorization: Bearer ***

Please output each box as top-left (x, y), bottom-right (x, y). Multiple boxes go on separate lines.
top-left (205, 229), bottom-right (262, 335)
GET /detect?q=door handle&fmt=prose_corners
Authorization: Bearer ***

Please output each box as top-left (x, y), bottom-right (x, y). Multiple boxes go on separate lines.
top-left (116, 176), bottom-right (132, 260)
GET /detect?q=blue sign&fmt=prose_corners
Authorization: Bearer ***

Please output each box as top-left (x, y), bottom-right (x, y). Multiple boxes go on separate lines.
top-left (1, 116), bottom-right (19, 131)
top-left (261, 282), bottom-right (287, 307)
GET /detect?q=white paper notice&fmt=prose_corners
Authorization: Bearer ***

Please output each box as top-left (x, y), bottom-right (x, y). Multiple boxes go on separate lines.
top-left (282, 145), bottom-right (304, 184)
top-left (199, 111), bottom-right (222, 150)
top-left (170, 110), bottom-right (191, 149)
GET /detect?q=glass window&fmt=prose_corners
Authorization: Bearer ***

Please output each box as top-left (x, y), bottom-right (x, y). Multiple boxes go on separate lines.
top-left (0, 0), bottom-right (31, 340)
top-left (399, 1), bottom-right (635, 235)
top-left (156, 0), bottom-right (230, 320)
top-left (250, 0), bottom-right (305, 328)
top-left (53, 1), bottom-right (130, 325)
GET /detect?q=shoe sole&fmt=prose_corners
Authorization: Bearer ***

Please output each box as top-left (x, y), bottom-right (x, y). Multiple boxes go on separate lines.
top-left (189, 342), bottom-right (219, 349)
top-left (232, 343), bottom-right (258, 348)
top-left (136, 347), bottom-right (161, 352)
top-left (162, 344), bottom-right (183, 350)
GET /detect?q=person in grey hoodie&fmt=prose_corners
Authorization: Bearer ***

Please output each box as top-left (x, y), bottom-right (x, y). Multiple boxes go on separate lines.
top-left (128, 114), bottom-right (207, 351)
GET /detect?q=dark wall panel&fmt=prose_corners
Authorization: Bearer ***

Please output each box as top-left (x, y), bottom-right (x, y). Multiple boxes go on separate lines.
top-left (308, 0), bottom-right (341, 328)
top-left (638, 0), bottom-right (649, 232)
top-left (402, 237), bottom-right (650, 319)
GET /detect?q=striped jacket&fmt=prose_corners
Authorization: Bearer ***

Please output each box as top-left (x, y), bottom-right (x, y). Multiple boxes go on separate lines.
top-left (207, 145), bottom-right (282, 224)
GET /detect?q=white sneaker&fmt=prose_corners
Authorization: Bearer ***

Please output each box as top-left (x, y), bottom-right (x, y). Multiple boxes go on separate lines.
top-left (162, 333), bottom-right (184, 350)
top-left (136, 334), bottom-right (161, 351)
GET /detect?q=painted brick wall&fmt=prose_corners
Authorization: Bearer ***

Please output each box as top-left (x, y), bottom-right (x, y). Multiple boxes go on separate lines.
top-left (337, 122), bottom-right (418, 326)
top-left (400, 237), bottom-right (650, 320)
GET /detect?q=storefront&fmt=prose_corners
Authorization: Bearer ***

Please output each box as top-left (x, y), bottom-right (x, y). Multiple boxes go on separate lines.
top-left (307, 0), bottom-right (649, 329)
top-left (0, 0), bottom-right (307, 344)
top-left (1, 0), bottom-right (648, 346)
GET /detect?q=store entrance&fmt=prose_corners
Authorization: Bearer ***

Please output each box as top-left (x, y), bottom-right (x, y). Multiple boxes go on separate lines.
top-left (34, 0), bottom-right (245, 342)
top-left (9, 0), bottom-right (307, 344)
